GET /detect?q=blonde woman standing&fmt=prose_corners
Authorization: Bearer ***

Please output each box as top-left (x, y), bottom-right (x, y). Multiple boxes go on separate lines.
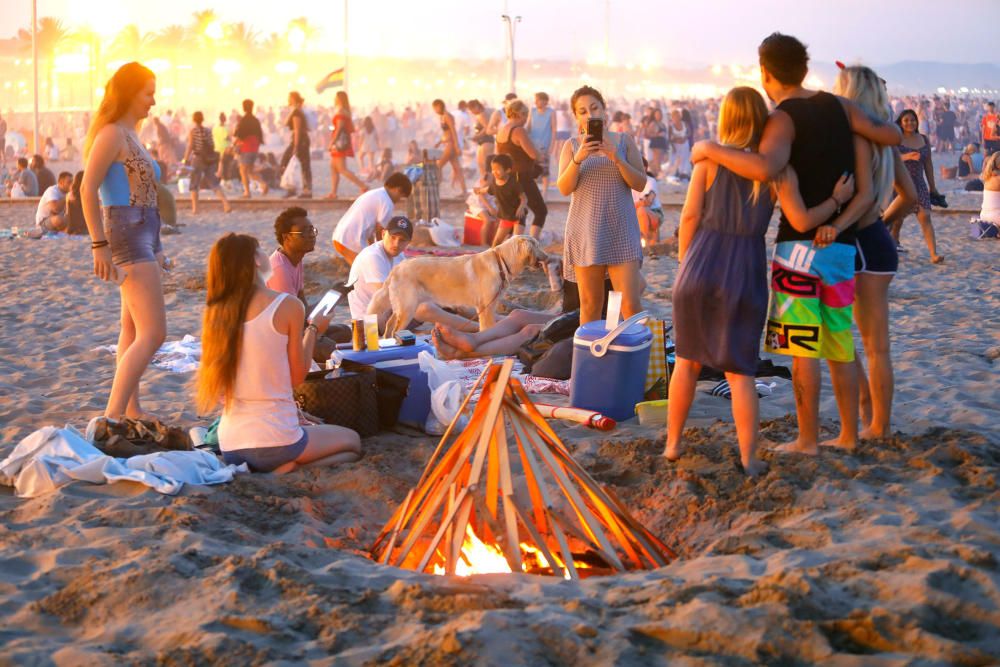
top-left (81, 62), bottom-right (167, 422)
top-left (496, 99), bottom-right (547, 237)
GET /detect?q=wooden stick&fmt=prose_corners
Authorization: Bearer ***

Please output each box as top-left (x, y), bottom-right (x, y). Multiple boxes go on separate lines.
top-left (508, 413), bottom-right (557, 533)
top-left (417, 363), bottom-right (494, 489)
top-left (495, 409), bottom-right (523, 573)
top-left (465, 359), bottom-right (514, 489)
top-left (508, 495), bottom-right (565, 579)
top-left (416, 486), bottom-right (471, 573)
top-left (449, 486), bottom-right (476, 571)
top-left (473, 492), bottom-right (520, 573)
top-left (545, 507), bottom-right (579, 580)
top-left (379, 488), bottom-right (414, 565)
top-left (546, 505), bottom-right (621, 570)
top-left (485, 411), bottom-right (500, 519)
top-left (509, 408), bottom-right (625, 571)
top-left (445, 485), bottom-right (456, 574)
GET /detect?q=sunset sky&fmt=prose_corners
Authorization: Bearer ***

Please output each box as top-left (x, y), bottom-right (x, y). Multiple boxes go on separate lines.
top-left (5, 0), bottom-right (998, 66)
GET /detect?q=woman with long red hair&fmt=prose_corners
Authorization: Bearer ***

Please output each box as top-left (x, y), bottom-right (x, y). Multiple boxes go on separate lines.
top-left (81, 62), bottom-right (167, 422)
top-left (196, 233), bottom-right (361, 474)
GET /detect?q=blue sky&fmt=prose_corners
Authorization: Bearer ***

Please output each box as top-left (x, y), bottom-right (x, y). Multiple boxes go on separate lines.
top-left (4, 0), bottom-right (997, 66)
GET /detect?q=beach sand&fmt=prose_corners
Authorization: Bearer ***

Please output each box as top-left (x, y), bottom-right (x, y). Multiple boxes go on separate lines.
top-left (0, 185), bottom-right (998, 664)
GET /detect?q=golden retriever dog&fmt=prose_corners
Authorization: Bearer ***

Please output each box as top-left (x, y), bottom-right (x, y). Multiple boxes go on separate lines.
top-left (368, 235), bottom-right (548, 337)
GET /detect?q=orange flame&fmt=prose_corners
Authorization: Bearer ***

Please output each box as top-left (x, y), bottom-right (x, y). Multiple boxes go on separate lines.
top-left (431, 525), bottom-right (587, 579)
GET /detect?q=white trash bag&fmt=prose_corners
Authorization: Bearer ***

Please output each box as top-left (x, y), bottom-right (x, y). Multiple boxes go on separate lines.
top-left (427, 217), bottom-right (462, 247)
top-left (418, 350), bottom-right (466, 434)
top-left (280, 156), bottom-right (303, 191)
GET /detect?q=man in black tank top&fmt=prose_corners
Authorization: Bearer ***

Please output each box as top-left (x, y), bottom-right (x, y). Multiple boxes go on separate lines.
top-left (691, 33), bottom-right (903, 457)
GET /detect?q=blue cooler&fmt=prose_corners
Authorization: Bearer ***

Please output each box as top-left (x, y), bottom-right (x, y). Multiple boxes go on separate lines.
top-left (341, 338), bottom-right (434, 428)
top-left (570, 312), bottom-right (652, 421)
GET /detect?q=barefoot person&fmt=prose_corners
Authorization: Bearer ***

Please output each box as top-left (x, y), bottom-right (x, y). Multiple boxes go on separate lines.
top-left (691, 34), bottom-right (903, 455)
top-left (433, 99), bottom-right (467, 196)
top-left (558, 85), bottom-right (648, 324)
top-left (833, 65), bottom-right (919, 439)
top-left (889, 109), bottom-right (944, 263)
top-left (432, 309), bottom-right (553, 360)
top-left (81, 62), bottom-right (168, 422)
top-left (665, 87), bottom-right (855, 476)
top-left (196, 233), bottom-right (361, 474)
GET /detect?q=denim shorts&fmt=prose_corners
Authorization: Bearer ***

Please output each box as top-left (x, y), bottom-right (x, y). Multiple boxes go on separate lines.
top-left (102, 206), bottom-right (162, 266)
top-left (222, 429), bottom-right (308, 473)
top-left (238, 151), bottom-right (258, 167)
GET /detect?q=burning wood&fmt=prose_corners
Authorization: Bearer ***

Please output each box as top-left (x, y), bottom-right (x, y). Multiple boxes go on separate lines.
top-left (370, 359), bottom-right (675, 579)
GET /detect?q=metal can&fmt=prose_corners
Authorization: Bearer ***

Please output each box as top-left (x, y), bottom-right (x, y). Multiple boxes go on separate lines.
top-left (352, 319), bottom-right (366, 351)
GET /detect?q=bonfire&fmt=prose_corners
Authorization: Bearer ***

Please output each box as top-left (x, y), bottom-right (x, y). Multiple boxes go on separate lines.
top-left (370, 360), bottom-right (675, 579)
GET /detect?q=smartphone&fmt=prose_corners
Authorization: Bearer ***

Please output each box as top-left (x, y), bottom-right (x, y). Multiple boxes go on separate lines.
top-left (587, 118), bottom-right (604, 144)
top-left (309, 290), bottom-right (341, 321)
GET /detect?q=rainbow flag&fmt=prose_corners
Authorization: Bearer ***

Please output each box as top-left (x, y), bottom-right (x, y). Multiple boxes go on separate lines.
top-left (316, 68), bottom-right (345, 93)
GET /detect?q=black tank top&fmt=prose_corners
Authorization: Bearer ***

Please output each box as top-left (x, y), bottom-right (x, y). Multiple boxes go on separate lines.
top-left (776, 91), bottom-right (856, 244)
top-left (497, 129), bottom-right (536, 177)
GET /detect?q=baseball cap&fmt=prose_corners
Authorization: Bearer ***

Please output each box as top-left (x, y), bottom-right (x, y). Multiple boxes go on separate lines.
top-left (386, 215), bottom-right (413, 240)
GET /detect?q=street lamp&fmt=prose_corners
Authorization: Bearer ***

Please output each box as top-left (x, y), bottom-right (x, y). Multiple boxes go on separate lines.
top-left (501, 14), bottom-right (521, 96)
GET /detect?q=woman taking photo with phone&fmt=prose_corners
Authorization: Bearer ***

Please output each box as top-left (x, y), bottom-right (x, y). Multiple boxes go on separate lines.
top-left (81, 62), bottom-right (168, 423)
top-left (196, 233), bottom-right (361, 474)
top-left (557, 85), bottom-right (648, 324)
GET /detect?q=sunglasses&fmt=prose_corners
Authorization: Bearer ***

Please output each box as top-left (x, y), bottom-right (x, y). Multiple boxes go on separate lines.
top-left (286, 225), bottom-right (318, 237)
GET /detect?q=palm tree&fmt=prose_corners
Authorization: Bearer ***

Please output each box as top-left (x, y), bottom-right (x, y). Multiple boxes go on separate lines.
top-left (226, 22), bottom-right (261, 58)
top-left (109, 25), bottom-right (152, 59)
top-left (17, 17), bottom-right (71, 108)
top-left (151, 25), bottom-right (193, 55)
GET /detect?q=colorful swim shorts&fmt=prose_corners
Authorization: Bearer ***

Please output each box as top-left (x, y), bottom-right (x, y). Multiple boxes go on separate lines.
top-left (765, 241), bottom-right (855, 362)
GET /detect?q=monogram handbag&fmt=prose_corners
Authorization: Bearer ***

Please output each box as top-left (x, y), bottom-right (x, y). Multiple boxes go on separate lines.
top-left (293, 362), bottom-right (379, 437)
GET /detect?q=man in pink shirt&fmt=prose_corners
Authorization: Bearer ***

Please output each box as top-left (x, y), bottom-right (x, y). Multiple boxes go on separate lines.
top-left (267, 207), bottom-right (351, 360)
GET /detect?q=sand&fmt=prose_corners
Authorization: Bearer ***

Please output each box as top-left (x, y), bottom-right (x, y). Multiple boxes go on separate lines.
top-left (1, 169), bottom-right (998, 664)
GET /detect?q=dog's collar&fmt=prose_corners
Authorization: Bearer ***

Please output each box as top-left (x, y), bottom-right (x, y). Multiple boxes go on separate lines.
top-left (493, 249), bottom-right (512, 289)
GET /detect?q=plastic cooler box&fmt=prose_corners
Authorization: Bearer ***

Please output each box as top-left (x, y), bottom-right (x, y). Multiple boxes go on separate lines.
top-left (340, 338), bottom-right (434, 428)
top-left (570, 312), bottom-right (652, 421)
top-left (463, 213), bottom-right (497, 246)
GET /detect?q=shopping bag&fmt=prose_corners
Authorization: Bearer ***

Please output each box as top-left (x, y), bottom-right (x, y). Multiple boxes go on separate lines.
top-left (280, 156), bottom-right (303, 191)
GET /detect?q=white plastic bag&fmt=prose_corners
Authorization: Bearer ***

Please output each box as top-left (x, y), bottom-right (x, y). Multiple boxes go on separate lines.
top-left (280, 155), bottom-right (303, 191)
top-left (428, 217), bottom-right (461, 247)
top-left (418, 350), bottom-right (466, 434)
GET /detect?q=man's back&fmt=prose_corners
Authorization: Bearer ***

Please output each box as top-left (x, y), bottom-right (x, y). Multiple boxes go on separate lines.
top-left (777, 91), bottom-right (855, 243)
top-left (332, 188), bottom-right (393, 253)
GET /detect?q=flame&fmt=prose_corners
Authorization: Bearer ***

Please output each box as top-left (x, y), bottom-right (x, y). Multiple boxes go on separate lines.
top-left (431, 525), bottom-right (589, 579)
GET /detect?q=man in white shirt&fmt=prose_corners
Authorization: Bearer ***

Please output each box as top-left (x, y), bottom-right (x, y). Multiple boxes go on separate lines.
top-left (331, 172), bottom-right (412, 265)
top-left (35, 171), bottom-right (73, 232)
top-left (347, 216), bottom-right (413, 321)
top-left (348, 216), bottom-right (479, 333)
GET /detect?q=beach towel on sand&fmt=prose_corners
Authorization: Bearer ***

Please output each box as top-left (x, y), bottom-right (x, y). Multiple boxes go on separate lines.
top-left (0, 425), bottom-right (246, 498)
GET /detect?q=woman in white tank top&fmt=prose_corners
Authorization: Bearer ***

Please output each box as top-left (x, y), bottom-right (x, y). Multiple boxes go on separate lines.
top-left (196, 233), bottom-right (361, 473)
top-left (979, 153), bottom-right (1000, 223)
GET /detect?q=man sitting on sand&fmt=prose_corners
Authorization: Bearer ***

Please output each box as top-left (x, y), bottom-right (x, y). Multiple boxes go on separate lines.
top-left (331, 172), bottom-right (412, 265)
top-left (349, 216), bottom-right (480, 334)
top-left (267, 206), bottom-right (351, 360)
top-left (34, 171), bottom-right (73, 233)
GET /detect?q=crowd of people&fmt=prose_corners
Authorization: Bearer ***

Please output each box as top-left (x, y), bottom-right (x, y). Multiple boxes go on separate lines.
top-left (26, 30), bottom-right (1000, 478)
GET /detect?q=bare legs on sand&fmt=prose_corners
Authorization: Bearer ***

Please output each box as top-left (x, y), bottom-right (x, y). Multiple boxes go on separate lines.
top-left (664, 357), bottom-right (765, 477)
top-left (106, 260), bottom-right (167, 421)
top-left (775, 356), bottom-right (859, 455)
top-left (271, 424), bottom-right (362, 475)
top-left (854, 272), bottom-right (895, 439)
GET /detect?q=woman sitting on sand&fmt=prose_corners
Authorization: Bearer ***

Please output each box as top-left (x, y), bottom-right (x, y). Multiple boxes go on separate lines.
top-left (196, 233), bottom-right (361, 474)
top-left (829, 65), bottom-right (918, 440)
top-left (978, 152), bottom-right (1000, 223)
top-left (665, 87), bottom-right (856, 476)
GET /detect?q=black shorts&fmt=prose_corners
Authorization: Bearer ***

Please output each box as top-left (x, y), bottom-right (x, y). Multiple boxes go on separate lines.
top-left (855, 220), bottom-right (898, 275)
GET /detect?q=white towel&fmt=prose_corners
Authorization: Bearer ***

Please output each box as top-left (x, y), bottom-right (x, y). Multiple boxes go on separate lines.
top-left (0, 425), bottom-right (247, 498)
